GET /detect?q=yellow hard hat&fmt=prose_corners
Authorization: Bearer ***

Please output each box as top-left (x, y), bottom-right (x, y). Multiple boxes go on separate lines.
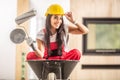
top-left (45, 4), bottom-right (64, 16)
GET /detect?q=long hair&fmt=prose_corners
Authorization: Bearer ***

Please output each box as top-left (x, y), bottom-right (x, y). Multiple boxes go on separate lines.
top-left (45, 14), bottom-right (65, 57)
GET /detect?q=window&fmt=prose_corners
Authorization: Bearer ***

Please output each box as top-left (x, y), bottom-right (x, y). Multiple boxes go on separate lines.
top-left (82, 18), bottom-right (120, 55)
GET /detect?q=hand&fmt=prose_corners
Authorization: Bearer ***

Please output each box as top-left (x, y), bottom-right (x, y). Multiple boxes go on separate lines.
top-left (64, 12), bottom-right (74, 23)
top-left (26, 37), bottom-right (34, 46)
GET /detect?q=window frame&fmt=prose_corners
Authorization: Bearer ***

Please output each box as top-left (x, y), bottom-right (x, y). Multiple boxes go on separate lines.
top-left (82, 18), bottom-right (120, 55)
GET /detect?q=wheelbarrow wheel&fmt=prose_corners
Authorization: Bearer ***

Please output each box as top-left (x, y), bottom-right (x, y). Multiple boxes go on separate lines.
top-left (47, 72), bottom-right (56, 80)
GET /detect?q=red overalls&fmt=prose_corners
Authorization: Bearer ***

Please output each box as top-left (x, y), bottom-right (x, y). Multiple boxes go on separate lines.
top-left (27, 42), bottom-right (81, 60)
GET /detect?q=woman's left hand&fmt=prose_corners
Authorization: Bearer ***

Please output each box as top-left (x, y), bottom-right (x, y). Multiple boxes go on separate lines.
top-left (64, 12), bottom-right (74, 23)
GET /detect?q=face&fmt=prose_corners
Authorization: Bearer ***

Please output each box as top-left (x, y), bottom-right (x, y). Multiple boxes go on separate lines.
top-left (50, 15), bottom-right (63, 29)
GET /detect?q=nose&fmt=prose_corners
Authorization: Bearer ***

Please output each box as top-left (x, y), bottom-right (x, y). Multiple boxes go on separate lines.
top-left (56, 18), bottom-right (62, 24)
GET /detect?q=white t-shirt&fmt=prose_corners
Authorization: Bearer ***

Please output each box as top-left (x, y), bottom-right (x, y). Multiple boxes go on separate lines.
top-left (36, 24), bottom-right (69, 50)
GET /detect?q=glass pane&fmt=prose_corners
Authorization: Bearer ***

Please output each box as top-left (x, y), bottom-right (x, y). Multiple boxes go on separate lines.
top-left (87, 23), bottom-right (120, 50)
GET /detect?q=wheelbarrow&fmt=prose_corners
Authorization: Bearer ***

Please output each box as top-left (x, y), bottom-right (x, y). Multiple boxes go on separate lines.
top-left (27, 60), bottom-right (79, 80)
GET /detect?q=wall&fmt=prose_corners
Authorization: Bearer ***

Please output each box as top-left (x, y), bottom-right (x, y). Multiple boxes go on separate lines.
top-left (69, 0), bottom-right (120, 80)
top-left (0, 0), bottom-right (17, 79)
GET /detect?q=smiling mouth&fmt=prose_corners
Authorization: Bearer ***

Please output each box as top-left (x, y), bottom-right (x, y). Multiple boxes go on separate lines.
top-left (55, 24), bottom-right (60, 28)
top-left (57, 26), bottom-right (60, 28)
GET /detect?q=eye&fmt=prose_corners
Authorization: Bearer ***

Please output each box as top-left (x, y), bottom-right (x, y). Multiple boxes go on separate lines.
top-left (54, 15), bottom-right (58, 19)
top-left (53, 15), bottom-right (63, 20)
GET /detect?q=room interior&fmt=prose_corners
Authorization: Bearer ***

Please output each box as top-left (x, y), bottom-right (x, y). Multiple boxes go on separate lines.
top-left (0, 0), bottom-right (120, 80)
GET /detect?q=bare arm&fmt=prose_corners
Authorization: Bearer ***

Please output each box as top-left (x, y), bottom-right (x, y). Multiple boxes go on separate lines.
top-left (64, 12), bottom-right (89, 34)
top-left (34, 39), bottom-right (45, 58)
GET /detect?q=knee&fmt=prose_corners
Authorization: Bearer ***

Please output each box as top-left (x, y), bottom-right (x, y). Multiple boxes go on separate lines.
top-left (71, 49), bottom-right (81, 59)
top-left (26, 52), bottom-right (37, 60)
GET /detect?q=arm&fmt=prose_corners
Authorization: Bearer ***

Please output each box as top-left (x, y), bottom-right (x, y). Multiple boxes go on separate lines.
top-left (26, 37), bottom-right (44, 58)
top-left (34, 39), bottom-right (45, 58)
top-left (64, 12), bottom-right (89, 34)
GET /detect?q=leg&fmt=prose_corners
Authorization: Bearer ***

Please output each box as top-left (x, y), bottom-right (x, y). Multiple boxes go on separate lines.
top-left (64, 49), bottom-right (81, 60)
top-left (26, 51), bottom-right (41, 60)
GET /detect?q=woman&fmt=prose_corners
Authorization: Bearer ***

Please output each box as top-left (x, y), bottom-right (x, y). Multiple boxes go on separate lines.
top-left (27, 4), bottom-right (89, 60)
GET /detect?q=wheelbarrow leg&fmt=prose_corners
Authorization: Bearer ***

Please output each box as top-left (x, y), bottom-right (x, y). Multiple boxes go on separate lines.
top-left (41, 62), bottom-right (49, 80)
top-left (41, 61), bottom-right (62, 80)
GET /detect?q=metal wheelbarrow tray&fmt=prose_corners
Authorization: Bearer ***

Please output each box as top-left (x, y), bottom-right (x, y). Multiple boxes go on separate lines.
top-left (27, 60), bottom-right (79, 80)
